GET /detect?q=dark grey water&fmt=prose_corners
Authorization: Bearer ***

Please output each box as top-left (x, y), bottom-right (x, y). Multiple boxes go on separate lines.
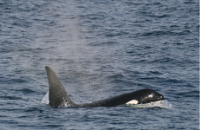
top-left (0, 0), bottom-right (199, 129)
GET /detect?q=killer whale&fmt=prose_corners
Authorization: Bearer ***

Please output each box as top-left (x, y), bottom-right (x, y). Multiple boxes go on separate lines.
top-left (45, 66), bottom-right (164, 108)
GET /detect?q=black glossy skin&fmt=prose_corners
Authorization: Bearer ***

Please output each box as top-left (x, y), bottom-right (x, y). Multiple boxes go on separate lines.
top-left (45, 66), bottom-right (164, 108)
top-left (79, 89), bottom-right (164, 107)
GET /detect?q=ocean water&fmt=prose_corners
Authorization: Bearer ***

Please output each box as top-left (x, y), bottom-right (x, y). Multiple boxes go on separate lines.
top-left (0, 0), bottom-right (199, 129)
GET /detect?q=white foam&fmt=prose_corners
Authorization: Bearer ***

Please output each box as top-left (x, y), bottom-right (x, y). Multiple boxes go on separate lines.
top-left (126, 100), bottom-right (172, 109)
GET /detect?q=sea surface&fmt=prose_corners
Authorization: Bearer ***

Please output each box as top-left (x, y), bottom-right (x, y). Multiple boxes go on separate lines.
top-left (0, 0), bottom-right (199, 129)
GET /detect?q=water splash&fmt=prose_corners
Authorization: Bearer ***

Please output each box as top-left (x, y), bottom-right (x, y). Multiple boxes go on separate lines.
top-left (126, 100), bottom-right (172, 109)
top-left (41, 91), bottom-right (49, 104)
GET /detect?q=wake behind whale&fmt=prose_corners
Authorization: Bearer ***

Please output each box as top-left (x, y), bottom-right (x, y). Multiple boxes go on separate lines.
top-left (44, 66), bottom-right (165, 108)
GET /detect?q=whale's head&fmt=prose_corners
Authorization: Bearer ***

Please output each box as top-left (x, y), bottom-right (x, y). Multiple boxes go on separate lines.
top-left (126, 89), bottom-right (164, 105)
top-left (138, 89), bottom-right (164, 104)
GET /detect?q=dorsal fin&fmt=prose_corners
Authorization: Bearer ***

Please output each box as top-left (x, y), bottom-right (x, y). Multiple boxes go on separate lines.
top-left (45, 66), bottom-right (164, 108)
top-left (45, 66), bottom-right (78, 108)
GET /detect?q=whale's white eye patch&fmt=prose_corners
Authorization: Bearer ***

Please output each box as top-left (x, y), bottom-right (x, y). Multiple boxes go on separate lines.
top-left (148, 94), bottom-right (153, 98)
top-left (126, 100), bottom-right (138, 105)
